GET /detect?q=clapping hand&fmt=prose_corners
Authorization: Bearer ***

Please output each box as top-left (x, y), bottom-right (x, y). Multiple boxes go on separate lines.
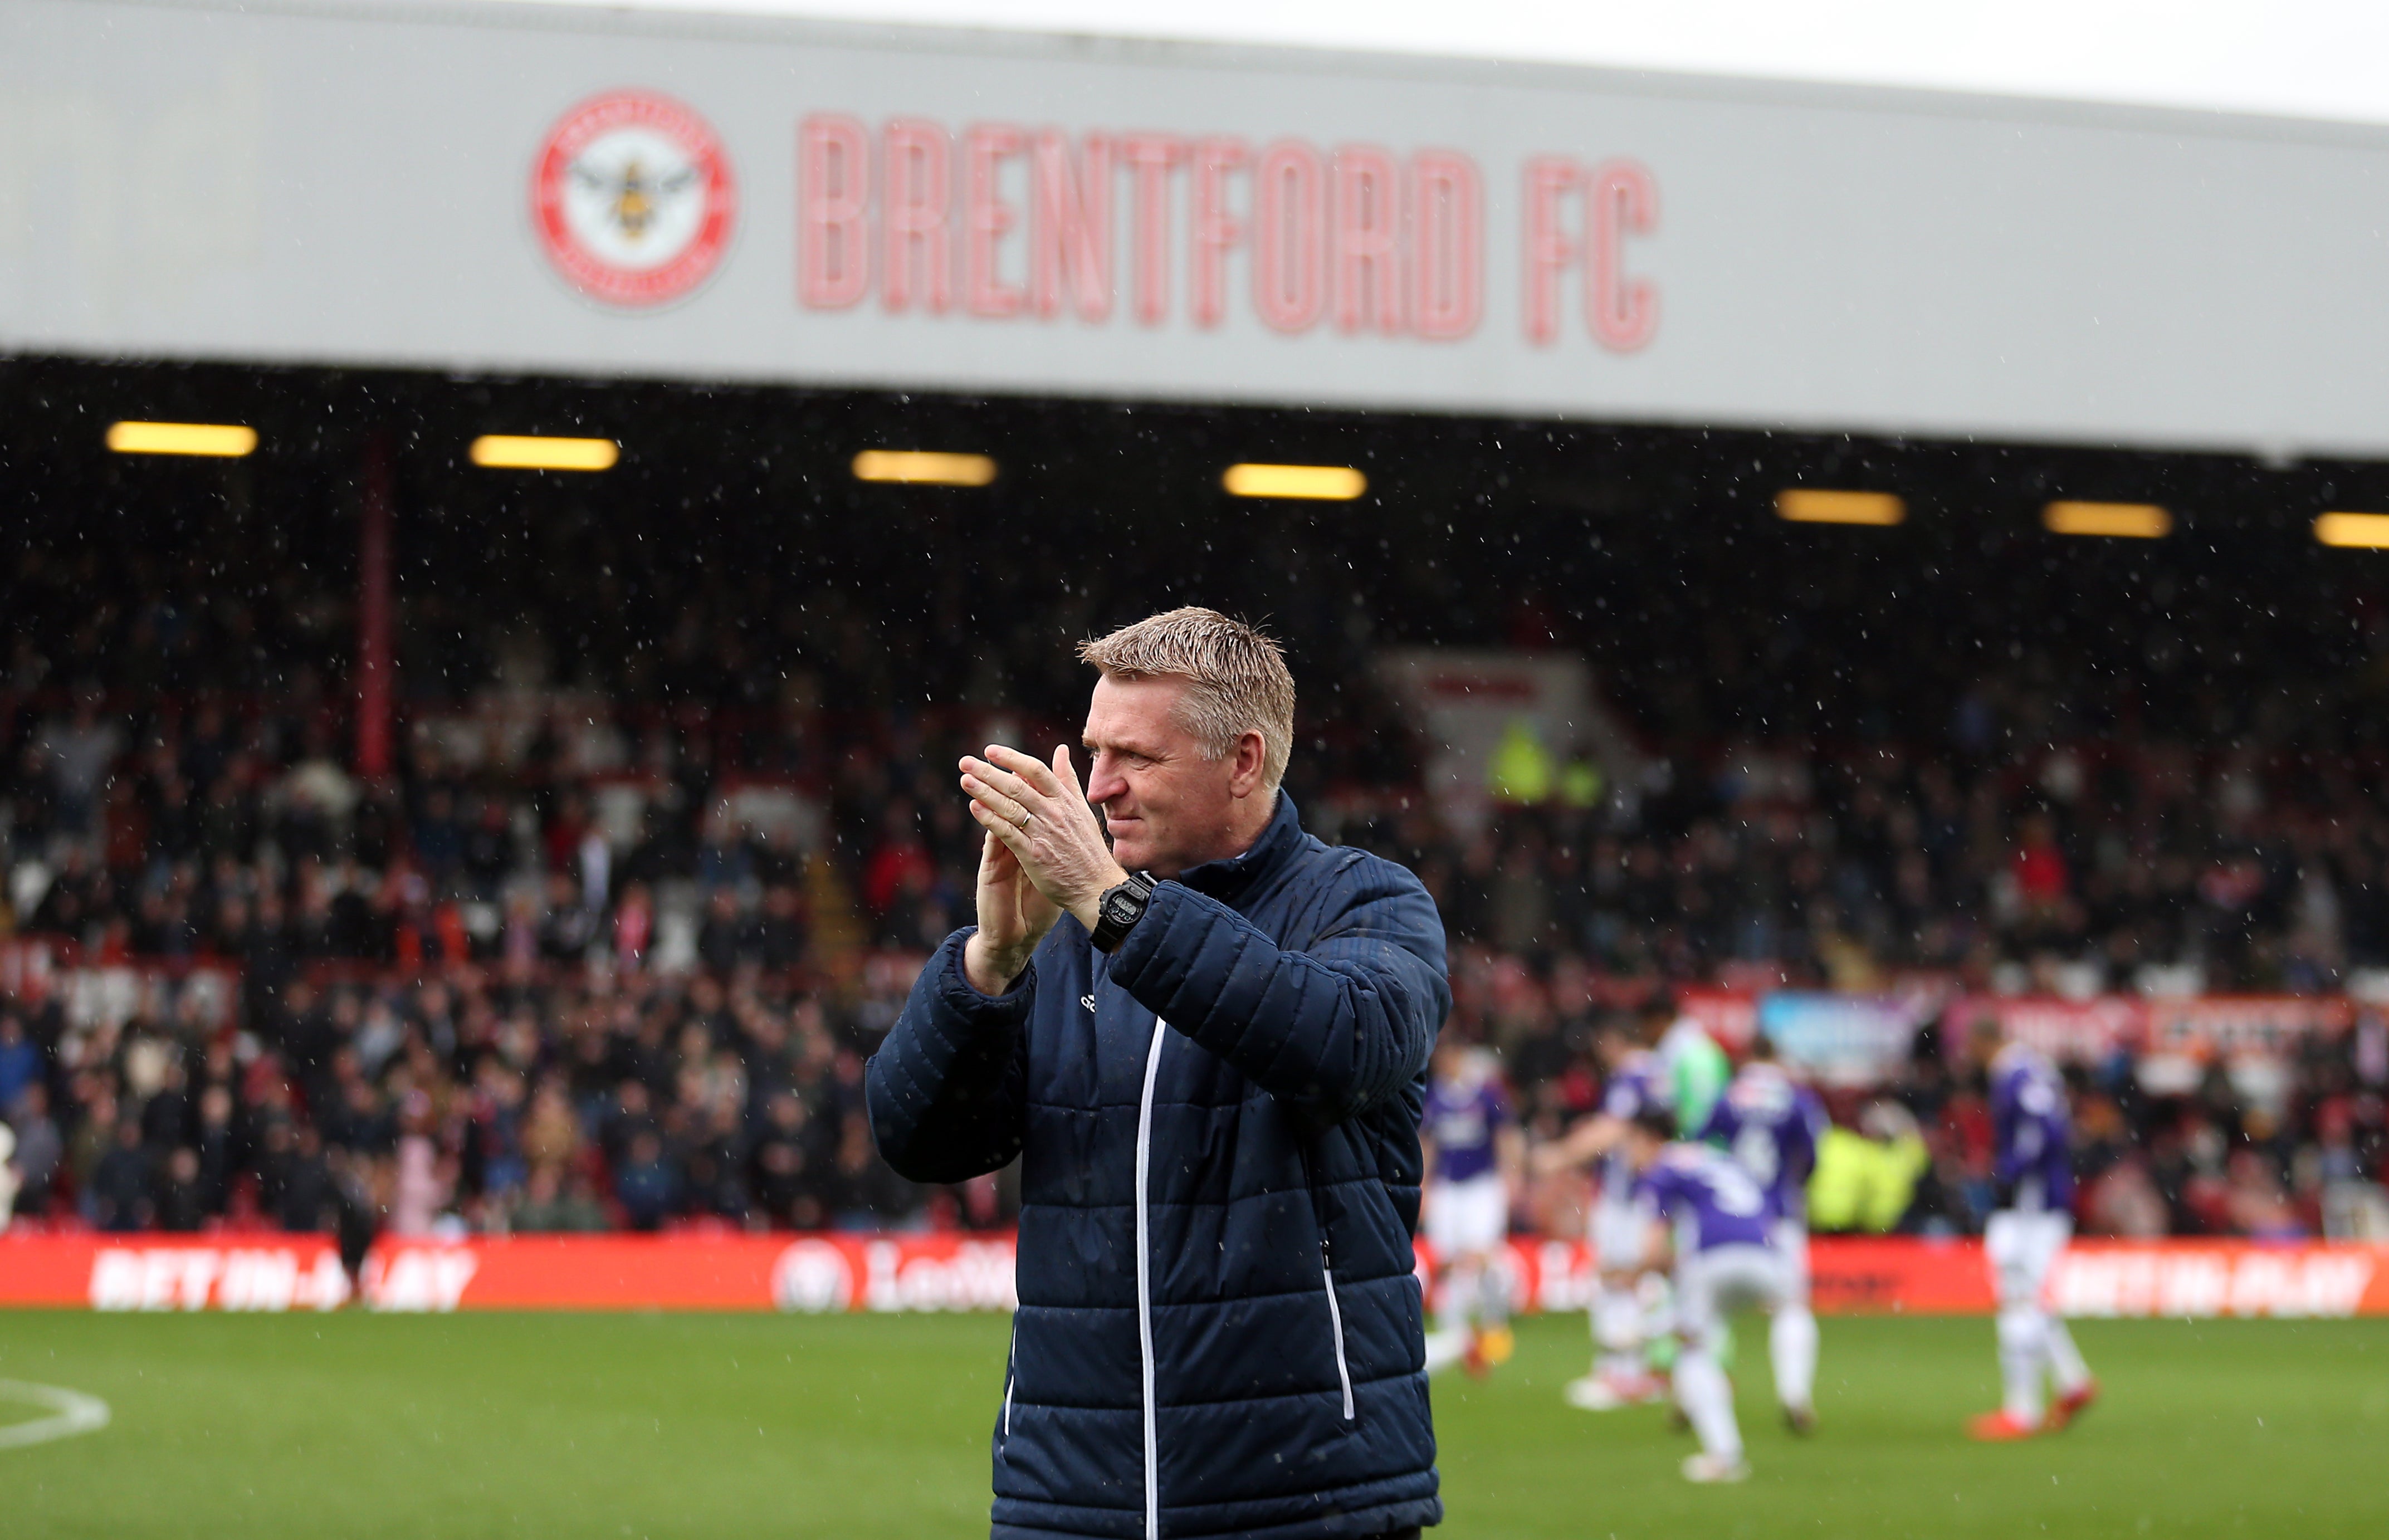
top-left (957, 743), bottom-right (1129, 990)
top-left (960, 817), bottom-right (1061, 995)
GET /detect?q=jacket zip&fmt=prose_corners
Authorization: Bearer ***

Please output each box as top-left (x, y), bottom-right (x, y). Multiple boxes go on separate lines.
top-left (1002, 1319), bottom-right (1018, 1437)
top-left (1134, 1018), bottom-right (1169, 1540)
top-left (1296, 1143), bottom-right (1358, 1422)
top-left (1320, 1246), bottom-right (1356, 1421)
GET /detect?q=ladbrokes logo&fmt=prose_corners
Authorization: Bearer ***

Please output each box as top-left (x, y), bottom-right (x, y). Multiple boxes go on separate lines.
top-left (770, 1238), bottom-right (1017, 1313)
top-left (534, 91), bottom-right (737, 307)
top-left (771, 1239), bottom-right (854, 1313)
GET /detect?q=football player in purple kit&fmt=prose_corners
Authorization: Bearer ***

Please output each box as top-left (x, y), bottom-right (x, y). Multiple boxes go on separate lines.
top-left (1966, 1018), bottom-right (2100, 1440)
top-left (1619, 1106), bottom-right (1810, 1484)
top-left (1698, 1032), bottom-right (1826, 1435)
top-left (1532, 1013), bottom-right (1672, 1410)
top-left (1419, 1040), bottom-right (1524, 1376)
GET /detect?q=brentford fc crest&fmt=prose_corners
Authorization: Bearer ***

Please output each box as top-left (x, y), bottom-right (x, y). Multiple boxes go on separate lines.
top-left (533, 91), bottom-right (736, 307)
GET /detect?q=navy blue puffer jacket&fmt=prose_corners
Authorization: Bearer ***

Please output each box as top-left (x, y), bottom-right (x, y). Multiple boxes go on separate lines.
top-left (867, 794), bottom-right (1450, 1540)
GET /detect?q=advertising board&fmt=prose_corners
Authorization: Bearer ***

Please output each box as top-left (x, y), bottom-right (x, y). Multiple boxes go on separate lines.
top-left (1755, 993), bottom-right (1921, 1086)
top-left (6, 1231), bottom-right (2380, 1319)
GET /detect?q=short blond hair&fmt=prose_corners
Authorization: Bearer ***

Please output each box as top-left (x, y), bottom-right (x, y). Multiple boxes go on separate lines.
top-left (1078, 608), bottom-right (1296, 793)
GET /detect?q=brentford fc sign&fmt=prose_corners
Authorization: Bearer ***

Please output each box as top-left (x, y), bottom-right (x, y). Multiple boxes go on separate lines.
top-left (20, 4), bottom-right (2389, 454)
top-left (532, 91), bottom-right (737, 307)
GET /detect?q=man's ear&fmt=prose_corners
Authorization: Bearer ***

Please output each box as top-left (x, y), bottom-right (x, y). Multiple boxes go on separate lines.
top-left (1229, 730), bottom-right (1268, 799)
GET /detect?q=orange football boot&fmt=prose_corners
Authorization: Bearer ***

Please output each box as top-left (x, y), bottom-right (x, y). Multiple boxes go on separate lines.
top-left (2048, 1380), bottom-right (2100, 1430)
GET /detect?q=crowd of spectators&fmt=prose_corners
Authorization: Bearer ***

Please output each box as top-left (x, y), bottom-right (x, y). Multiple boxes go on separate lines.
top-left (4, 673), bottom-right (2385, 1243)
top-left (4, 515), bottom-right (2389, 1242)
top-left (1334, 741), bottom-right (2389, 998)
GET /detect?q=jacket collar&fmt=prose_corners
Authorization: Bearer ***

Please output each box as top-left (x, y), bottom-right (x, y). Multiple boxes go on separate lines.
top-left (1169, 793), bottom-right (1304, 905)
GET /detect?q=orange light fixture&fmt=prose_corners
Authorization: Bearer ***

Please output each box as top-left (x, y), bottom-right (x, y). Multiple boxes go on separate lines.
top-left (1776, 489), bottom-right (1905, 526)
top-left (470, 435), bottom-right (619, 472)
top-left (2044, 501), bottom-right (2170, 539)
top-left (851, 450), bottom-right (998, 486)
top-left (106, 421), bottom-right (257, 457)
top-left (2314, 512), bottom-right (2389, 549)
top-left (1221, 463), bottom-right (1367, 500)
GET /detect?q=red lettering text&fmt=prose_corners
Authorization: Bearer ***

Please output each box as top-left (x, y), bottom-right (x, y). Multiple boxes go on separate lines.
top-left (1522, 155), bottom-right (1579, 345)
top-left (1411, 150), bottom-right (1482, 341)
top-left (1252, 140), bottom-right (1325, 334)
top-left (798, 114), bottom-right (870, 309)
top-left (1031, 130), bottom-right (1113, 322)
top-left (1586, 158), bottom-right (1658, 351)
top-left (1191, 136), bottom-right (1248, 329)
top-left (1332, 144), bottom-right (1403, 334)
top-left (882, 119), bottom-right (950, 314)
top-left (1121, 133), bottom-right (1183, 327)
top-left (786, 111), bottom-right (1640, 353)
top-left (964, 123), bottom-right (1027, 318)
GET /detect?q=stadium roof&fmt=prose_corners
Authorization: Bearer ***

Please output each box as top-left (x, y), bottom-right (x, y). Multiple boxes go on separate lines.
top-left (21, 0), bottom-right (2389, 456)
top-left (478, 0), bottom-right (2389, 130)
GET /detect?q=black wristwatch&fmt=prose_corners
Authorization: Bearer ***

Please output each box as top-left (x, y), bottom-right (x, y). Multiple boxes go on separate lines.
top-left (1090, 871), bottom-right (1157, 954)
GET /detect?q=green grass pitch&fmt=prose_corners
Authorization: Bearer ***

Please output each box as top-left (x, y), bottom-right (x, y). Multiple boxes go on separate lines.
top-left (2, 1310), bottom-right (2383, 1537)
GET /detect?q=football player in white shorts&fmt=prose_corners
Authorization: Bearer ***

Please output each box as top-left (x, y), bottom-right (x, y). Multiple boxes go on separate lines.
top-left (1698, 1033), bottom-right (1826, 1434)
top-left (1966, 1019), bottom-right (2099, 1440)
top-left (1535, 1014), bottom-right (1672, 1409)
top-left (1621, 1108), bottom-right (1811, 1483)
top-left (1420, 1041), bottom-right (1523, 1375)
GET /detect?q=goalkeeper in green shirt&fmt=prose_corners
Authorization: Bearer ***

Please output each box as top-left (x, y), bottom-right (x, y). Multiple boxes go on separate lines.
top-left (1656, 1008), bottom-right (1733, 1142)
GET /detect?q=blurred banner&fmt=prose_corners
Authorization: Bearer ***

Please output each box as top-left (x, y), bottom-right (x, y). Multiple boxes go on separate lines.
top-left (1942, 994), bottom-right (2354, 1065)
top-left (1939, 995), bottom-right (2148, 1064)
top-left (1641, 986), bottom-right (2369, 1092)
top-left (3, 1233), bottom-right (2382, 1318)
top-left (1755, 993), bottom-right (1926, 1087)
top-left (0, 939), bottom-right (238, 1033)
top-left (2142, 996), bottom-right (2356, 1061)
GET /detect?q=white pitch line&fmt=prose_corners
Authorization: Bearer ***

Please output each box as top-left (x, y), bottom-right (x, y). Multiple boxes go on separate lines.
top-left (0, 1381), bottom-right (111, 1450)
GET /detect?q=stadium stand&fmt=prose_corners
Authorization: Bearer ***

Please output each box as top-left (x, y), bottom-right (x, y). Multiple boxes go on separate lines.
top-left (3, 381), bottom-right (2388, 1243)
